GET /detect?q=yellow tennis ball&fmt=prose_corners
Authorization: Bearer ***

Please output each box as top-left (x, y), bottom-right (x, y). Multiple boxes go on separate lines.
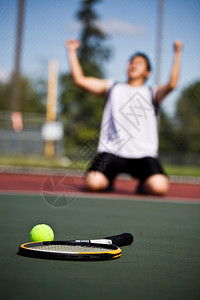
top-left (30, 224), bottom-right (54, 242)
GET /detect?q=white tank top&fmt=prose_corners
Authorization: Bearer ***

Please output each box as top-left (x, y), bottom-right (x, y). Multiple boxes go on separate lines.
top-left (97, 82), bottom-right (159, 158)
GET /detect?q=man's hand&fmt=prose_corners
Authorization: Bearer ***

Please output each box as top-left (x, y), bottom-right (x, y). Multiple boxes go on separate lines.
top-left (174, 40), bottom-right (183, 53)
top-left (66, 39), bottom-right (81, 51)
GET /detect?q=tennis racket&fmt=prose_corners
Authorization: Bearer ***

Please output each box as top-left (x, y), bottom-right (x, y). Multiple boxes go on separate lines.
top-left (18, 233), bottom-right (133, 261)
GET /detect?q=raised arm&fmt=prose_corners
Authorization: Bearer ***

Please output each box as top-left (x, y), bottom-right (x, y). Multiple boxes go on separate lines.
top-left (155, 40), bottom-right (183, 105)
top-left (65, 39), bottom-right (109, 95)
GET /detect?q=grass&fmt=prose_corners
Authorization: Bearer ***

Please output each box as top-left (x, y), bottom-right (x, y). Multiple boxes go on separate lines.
top-left (164, 165), bottom-right (200, 177)
top-left (0, 155), bottom-right (200, 177)
top-left (0, 155), bottom-right (88, 170)
top-left (0, 155), bottom-right (66, 169)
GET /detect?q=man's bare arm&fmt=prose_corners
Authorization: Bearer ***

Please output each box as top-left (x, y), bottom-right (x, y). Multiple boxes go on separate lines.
top-left (155, 40), bottom-right (183, 105)
top-left (65, 39), bottom-right (109, 95)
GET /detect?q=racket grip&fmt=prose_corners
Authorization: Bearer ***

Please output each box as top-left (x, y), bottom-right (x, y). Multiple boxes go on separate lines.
top-left (104, 233), bottom-right (134, 246)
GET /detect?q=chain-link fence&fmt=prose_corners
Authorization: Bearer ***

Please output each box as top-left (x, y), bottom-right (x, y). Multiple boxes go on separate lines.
top-left (0, 111), bottom-right (64, 156)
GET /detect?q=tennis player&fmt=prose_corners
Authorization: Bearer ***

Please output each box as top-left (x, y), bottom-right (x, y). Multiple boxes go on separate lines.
top-left (66, 39), bottom-right (183, 195)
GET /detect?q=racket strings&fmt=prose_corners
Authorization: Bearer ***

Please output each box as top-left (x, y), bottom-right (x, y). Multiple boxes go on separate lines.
top-left (28, 244), bottom-right (113, 253)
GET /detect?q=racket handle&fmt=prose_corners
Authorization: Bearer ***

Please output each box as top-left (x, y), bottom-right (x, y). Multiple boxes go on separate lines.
top-left (104, 233), bottom-right (134, 246)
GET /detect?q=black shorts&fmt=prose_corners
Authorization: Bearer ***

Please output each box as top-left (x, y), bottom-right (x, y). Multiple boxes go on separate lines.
top-left (87, 152), bottom-right (166, 184)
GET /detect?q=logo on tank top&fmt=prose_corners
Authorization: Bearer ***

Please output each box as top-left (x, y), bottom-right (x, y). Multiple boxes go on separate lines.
top-left (119, 92), bottom-right (154, 132)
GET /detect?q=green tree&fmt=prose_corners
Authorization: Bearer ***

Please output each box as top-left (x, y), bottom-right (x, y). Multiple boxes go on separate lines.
top-left (0, 76), bottom-right (45, 113)
top-left (175, 81), bottom-right (200, 154)
top-left (158, 109), bottom-right (190, 164)
top-left (176, 81), bottom-right (200, 129)
top-left (77, 0), bottom-right (111, 75)
top-left (158, 110), bottom-right (177, 153)
top-left (159, 81), bottom-right (200, 165)
top-left (60, 0), bottom-right (112, 154)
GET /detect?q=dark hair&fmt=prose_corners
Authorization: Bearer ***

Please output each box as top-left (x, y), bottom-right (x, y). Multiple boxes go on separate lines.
top-left (129, 52), bottom-right (152, 72)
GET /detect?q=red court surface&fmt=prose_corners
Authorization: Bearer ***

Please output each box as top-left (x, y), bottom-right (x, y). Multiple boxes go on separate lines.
top-left (0, 172), bottom-right (199, 202)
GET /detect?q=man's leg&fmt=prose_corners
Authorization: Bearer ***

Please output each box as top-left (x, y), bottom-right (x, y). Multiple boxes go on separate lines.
top-left (85, 152), bottom-right (120, 191)
top-left (85, 171), bottom-right (110, 191)
top-left (143, 174), bottom-right (169, 196)
top-left (132, 157), bottom-right (169, 196)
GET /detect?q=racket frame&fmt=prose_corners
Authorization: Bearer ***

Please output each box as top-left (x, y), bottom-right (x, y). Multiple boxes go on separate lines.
top-left (18, 240), bottom-right (122, 261)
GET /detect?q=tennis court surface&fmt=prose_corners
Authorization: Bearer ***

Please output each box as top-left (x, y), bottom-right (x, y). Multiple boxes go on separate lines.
top-left (0, 172), bottom-right (200, 300)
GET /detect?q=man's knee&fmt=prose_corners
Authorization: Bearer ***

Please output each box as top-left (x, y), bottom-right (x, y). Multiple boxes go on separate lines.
top-left (85, 171), bottom-right (109, 191)
top-left (144, 174), bottom-right (169, 196)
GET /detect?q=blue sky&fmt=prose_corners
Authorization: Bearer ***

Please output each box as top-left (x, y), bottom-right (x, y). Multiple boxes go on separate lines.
top-left (1, 0), bottom-right (200, 115)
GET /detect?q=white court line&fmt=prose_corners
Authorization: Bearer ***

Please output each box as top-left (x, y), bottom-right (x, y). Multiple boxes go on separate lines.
top-left (0, 189), bottom-right (199, 205)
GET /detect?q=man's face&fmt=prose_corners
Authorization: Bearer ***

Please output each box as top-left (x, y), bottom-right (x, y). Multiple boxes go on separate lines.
top-left (127, 56), bottom-right (150, 81)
